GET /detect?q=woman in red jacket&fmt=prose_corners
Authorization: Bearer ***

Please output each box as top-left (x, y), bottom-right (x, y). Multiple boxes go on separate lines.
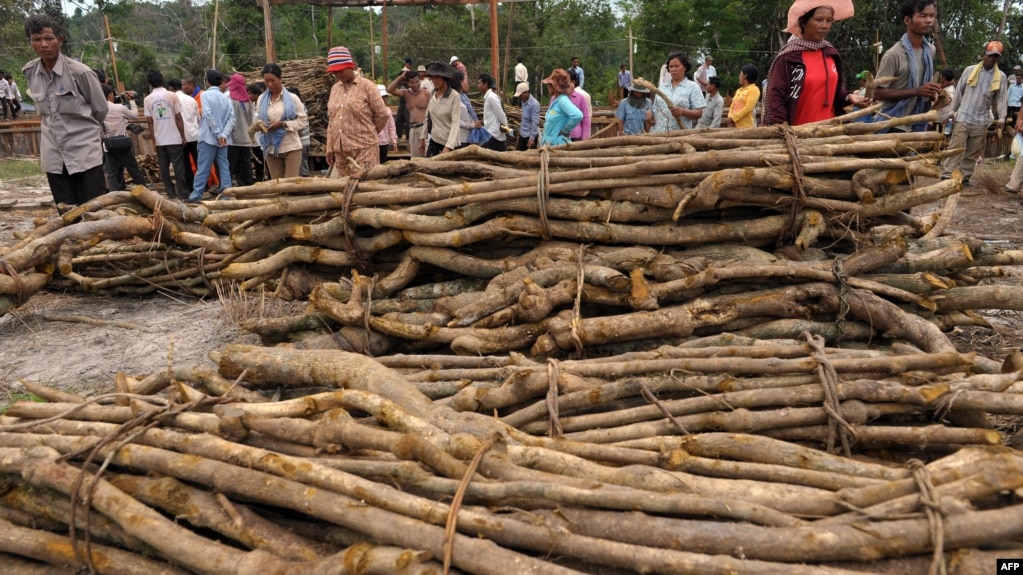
top-left (764, 0), bottom-right (869, 125)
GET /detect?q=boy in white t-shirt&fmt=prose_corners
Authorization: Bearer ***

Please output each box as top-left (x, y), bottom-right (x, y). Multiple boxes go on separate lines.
top-left (144, 69), bottom-right (189, 199)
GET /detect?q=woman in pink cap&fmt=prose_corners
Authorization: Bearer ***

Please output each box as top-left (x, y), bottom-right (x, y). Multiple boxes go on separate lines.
top-left (325, 45), bottom-right (391, 178)
top-left (764, 0), bottom-right (869, 125)
top-left (225, 73), bottom-right (255, 185)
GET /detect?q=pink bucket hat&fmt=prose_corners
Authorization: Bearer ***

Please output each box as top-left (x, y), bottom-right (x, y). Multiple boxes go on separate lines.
top-left (785, 0), bottom-right (855, 35)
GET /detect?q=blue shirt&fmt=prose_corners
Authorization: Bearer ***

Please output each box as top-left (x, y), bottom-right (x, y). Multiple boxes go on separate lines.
top-left (198, 86), bottom-right (236, 145)
top-left (540, 94), bottom-right (583, 146)
top-left (618, 70), bottom-right (632, 88)
top-left (1009, 82), bottom-right (1023, 108)
top-left (652, 78), bottom-right (705, 131)
top-left (615, 97), bottom-right (651, 135)
top-left (570, 65), bottom-right (585, 89)
top-left (519, 95), bottom-right (540, 139)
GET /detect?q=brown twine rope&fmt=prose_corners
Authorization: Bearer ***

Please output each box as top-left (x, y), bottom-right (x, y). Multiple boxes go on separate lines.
top-left (831, 256), bottom-right (851, 343)
top-left (546, 358), bottom-right (563, 438)
top-left (0, 259), bottom-right (26, 307)
top-left (638, 380), bottom-right (690, 436)
top-left (442, 439), bottom-right (494, 575)
top-left (908, 459), bottom-right (948, 575)
top-left (362, 274), bottom-right (378, 356)
top-left (536, 146), bottom-right (552, 240)
top-left (802, 332), bottom-right (855, 456)
top-left (62, 396), bottom-right (230, 573)
top-left (340, 175), bottom-right (363, 265)
top-left (778, 125), bottom-right (808, 248)
top-left (569, 244), bottom-right (587, 356)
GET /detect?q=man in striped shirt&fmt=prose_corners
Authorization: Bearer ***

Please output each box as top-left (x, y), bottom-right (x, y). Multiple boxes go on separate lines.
top-left (940, 40), bottom-right (1008, 187)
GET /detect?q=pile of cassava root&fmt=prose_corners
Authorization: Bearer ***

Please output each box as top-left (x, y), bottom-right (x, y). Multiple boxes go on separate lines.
top-left (1, 339), bottom-right (1022, 575)
top-left (1, 107), bottom-right (1023, 574)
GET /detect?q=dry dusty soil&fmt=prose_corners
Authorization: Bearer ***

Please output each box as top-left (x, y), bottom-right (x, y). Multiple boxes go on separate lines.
top-left (1, 158), bottom-right (1023, 406)
top-left (0, 167), bottom-right (260, 403)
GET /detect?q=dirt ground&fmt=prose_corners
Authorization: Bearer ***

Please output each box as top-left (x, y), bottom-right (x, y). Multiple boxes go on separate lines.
top-left (0, 169), bottom-right (260, 402)
top-left (1, 159), bottom-right (1022, 405)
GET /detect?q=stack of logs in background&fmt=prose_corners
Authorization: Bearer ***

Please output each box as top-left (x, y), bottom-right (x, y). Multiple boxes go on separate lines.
top-left (2, 108), bottom-right (1023, 574)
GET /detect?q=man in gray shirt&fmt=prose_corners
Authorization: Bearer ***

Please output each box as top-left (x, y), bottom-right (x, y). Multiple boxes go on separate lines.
top-left (697, 77), bottom-right (724, 128)
top-left (940, 41), bottom-right (1008, 186)
top-left (22, 14), bottom-right (107, 208)
top-left (873, 0), bottom-right (942, 132)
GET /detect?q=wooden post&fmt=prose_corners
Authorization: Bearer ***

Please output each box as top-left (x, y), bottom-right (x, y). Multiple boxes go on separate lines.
top-left (628, 26), bottom-right (633, 86)
top-left (212, 0), bottom-right (220, 68)
top-left (262, 0), bottom-right (276, 64)
top-left (382, 0), bottom-right (388, 84)
top-left (103, 15), bottom-right (122, 91)
top-left (327, 8), bottom-right (333, 49)
top-left (502, 2), bottom-right (514, 96)
top-left (489, 0), bottom-right (499, 83)
top-left (368, 8), bottom-right (375, 79)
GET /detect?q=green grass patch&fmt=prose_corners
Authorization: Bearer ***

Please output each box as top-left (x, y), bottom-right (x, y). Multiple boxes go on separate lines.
top-left (0, 391), bottom-right (45, 415)
top-left (0, 158), bottom-right (44, 182)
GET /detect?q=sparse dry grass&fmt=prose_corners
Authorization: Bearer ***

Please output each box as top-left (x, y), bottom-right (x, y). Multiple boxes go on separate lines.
top-left (214, 281), bottom-right (306, 327)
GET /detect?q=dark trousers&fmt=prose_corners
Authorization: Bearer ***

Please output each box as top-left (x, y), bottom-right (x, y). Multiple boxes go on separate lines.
top-left (426, 140), bottom-right (446, 157)
top-left (515, 134), bottom-right (533, 151)
top-left (182, 140), bottom-right (198, 191)
top-left (0, 97), bottom-right (8, 120)
top-left (481, 136), bottom-right (507, 152)
top-left (299, 145), bottom-right (310, 177)
top-left (47, 164), bottom-right (106, 209)
top-left (1010, 106), bottom-right (1020, 127)
top-left (396, 100), bottom-right (410, 140)
top-left (228, 145), bottom-right (254, 186)
top-left (379, 144), bottom-right (390, 164)
top-left (8, 98), bottom-right (20, 119)
top-left (251, 146), bottom-right (266, 181)
top-left (156, 144), bottom-right (189, 198)
top-left (103, 147), bottom-right (148, 191)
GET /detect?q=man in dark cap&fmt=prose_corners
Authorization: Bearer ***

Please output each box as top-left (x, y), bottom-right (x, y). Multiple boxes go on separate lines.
top-left (423, 62), bottom-right (461, 156)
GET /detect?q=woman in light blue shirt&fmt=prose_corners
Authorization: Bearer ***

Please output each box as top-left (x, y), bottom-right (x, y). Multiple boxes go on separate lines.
top-left (651, 52), bottom-right (705, 132)
top-left (540, 68), bottom-right (583, 146)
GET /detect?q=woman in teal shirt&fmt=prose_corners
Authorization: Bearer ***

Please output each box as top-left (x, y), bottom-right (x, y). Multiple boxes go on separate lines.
top-left (540, 69), bottom-right (583, 146)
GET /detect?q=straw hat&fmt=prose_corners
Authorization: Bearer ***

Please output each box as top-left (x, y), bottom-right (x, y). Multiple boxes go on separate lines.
top-left (785, 0), bottom-right (854, 35)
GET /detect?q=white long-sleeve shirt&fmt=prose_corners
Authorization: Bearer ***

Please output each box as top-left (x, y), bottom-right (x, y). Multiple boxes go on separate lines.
top-left (483, 89), bottom-right (508, 142)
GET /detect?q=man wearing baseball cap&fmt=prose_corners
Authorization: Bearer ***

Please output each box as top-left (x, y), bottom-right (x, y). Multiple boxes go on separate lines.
top-left (450, 56), bottom-right (468, 92)
top-left (855, 70), bottom-right (871, 98)
top-left (514, 82), bottom-right (539, 151)
top-left (941, 40), bottom-right (1008, 187)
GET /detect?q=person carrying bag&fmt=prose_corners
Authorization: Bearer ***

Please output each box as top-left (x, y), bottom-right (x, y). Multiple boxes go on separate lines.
top-left (101, 85), bottom-right (149, 191)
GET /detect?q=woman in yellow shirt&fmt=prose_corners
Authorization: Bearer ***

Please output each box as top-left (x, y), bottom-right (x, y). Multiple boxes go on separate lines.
top-left (727, 64), bottom-right (760, 128)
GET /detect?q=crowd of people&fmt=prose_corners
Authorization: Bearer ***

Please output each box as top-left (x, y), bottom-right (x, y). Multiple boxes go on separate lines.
top-left (17, 0), bottom-right (1023, 210)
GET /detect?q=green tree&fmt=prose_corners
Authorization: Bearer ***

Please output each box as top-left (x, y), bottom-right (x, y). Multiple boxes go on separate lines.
top-left (0, 0), bottom-right (37, 76)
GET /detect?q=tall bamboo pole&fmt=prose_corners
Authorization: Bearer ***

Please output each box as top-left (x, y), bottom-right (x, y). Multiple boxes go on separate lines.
top-left (103, 15), bottom-right (122, 91)
top-left (489, 0), bottom-right (499, 82)
top-left (212, 0), bottom-right (220, 69)
top-left (262, 0), bottom-right (276, 63)
top-left (327, 8), bottom-right (333, 48)
top-left (628, 26), bottom-right (633, 87)
top-left (369, 8), bottom-right (375, 79)
top-left (502, 2), bottom-right (514, 97)
top-left (382, 0), bottom-right (389, 83)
